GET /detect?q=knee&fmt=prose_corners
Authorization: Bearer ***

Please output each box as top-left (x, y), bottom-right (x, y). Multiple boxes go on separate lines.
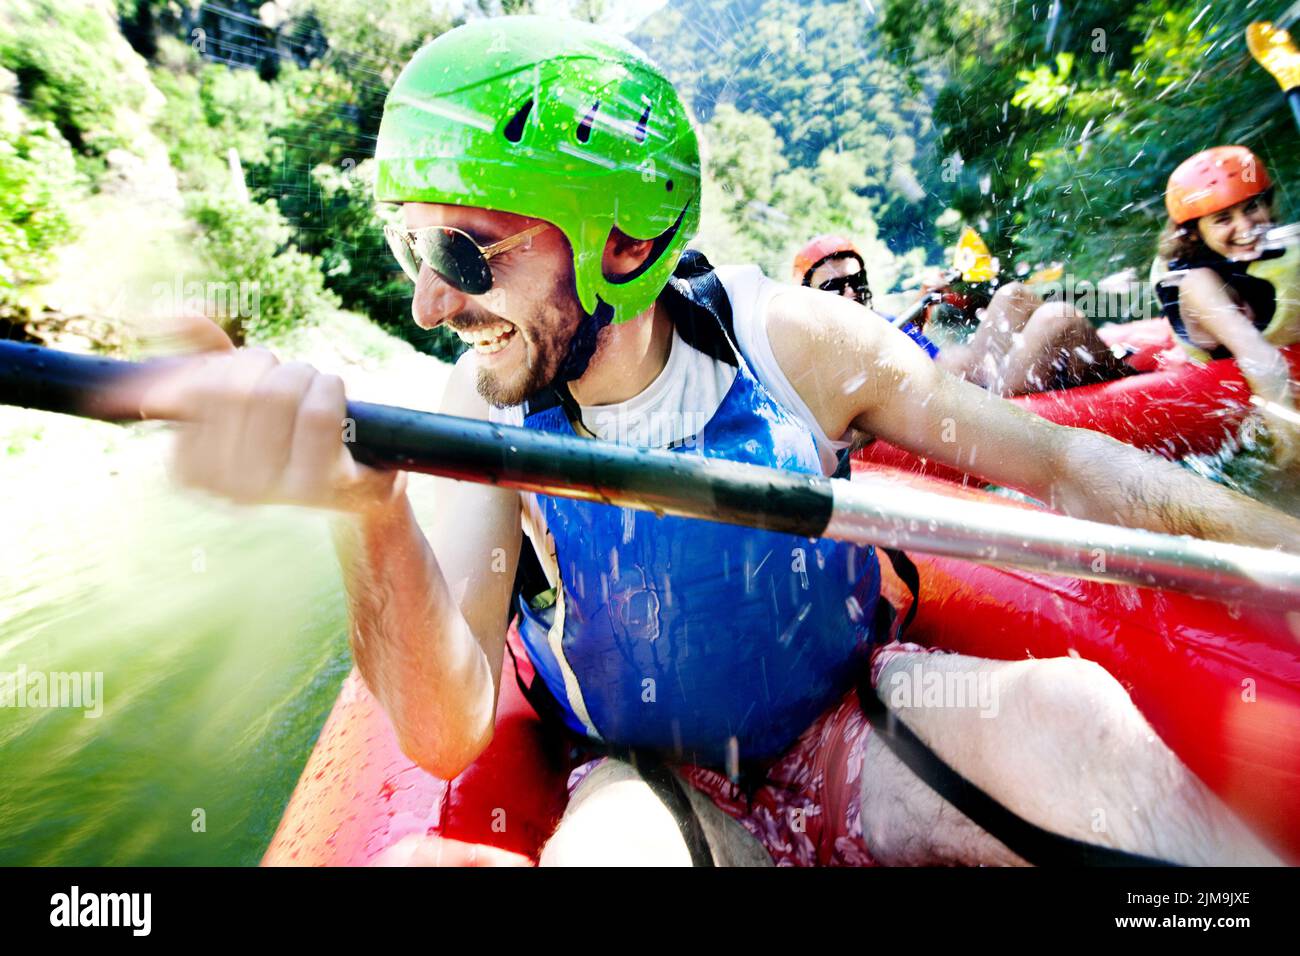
top-left (1009, 657), bottom-right (1143, 747)
top-left (539, 816), bottom-right (651, 867)
top-left (1024, 302), bottom-right (1087, 344)
top-left (538, 761), bottom-right (693, 867)
top-left (989, 282), bottom-right (1042, 318)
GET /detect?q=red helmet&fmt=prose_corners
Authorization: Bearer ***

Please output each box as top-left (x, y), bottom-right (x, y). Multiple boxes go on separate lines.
top-left (793, 234), bottom-right (862, 284)
top-left (1165, 146), bottom-right (1272, 225)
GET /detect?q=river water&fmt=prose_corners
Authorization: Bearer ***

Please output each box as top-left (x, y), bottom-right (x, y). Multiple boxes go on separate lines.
top-left (0, 412), bottom-right (441, 865)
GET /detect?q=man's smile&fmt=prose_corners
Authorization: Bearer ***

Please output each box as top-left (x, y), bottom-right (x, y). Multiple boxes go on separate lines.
top-left (454, 319), bottom-right (519, 355)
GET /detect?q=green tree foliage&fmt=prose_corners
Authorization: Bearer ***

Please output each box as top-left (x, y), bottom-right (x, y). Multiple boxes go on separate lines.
top-left (0, 0), bottom-right (148, 172)
top-left (139, 3), bottom-right (462, 353)
top-left (242, 4), bottom-right (463, 353)
top-left (307, 158), bottom-right (456, 356)
top-left (186, 191), bottom-right (338, 341)
top-left (880, 0), bottom-right (1300, 278)
top-left (0, 69), bottom-right (81, 315)
top-left (151, 37), bottom-right (284, 192)
top-left (299, 0), bottom-right (448, 87)
top-left (634, 0), bottom-right (944, 260)
top-left (696, 104), bottom-right (924, 288)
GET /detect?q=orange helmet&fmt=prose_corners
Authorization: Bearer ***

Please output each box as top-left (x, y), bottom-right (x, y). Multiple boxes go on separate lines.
top-left (1164, 146), bottom-right (1273, 225)
top-left (793, 234), bottom-right (862, 284)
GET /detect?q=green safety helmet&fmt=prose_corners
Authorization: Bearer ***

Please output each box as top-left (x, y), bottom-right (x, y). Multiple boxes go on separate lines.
top-left (375, 15), bottom-right (702, 325)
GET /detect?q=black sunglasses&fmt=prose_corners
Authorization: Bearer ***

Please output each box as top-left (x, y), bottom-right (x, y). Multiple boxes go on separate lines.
top-left (817, 271), bottom-right (871, 306)
top-left (384, 222), bottom-right (550, 294)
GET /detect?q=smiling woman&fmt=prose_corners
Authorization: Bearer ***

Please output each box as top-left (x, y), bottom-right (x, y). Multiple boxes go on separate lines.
top-left (1153, 145), bottom-right (1300, 464)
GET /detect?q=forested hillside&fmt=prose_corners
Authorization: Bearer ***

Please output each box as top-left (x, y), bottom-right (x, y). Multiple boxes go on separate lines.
top-left (634, 0), bottom-right (943, 283)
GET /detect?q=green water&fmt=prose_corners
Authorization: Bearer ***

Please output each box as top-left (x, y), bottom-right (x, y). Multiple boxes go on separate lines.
top-left (1182, 432), bottom-right (1300, 518)
top-left (0, 414), bottom-right (364, 865)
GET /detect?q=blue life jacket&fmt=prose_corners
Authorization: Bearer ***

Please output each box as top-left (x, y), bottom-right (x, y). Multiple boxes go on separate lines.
top-left (897, 319), bottom-right (941, 359)
top-left (513, 257), bottom-right (882, 768)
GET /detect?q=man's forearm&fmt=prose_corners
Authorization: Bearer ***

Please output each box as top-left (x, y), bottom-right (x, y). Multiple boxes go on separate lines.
top-left (1053, 430), bottom-right (1300, 551)
top-left (331, 492), bottom-right (496, 777)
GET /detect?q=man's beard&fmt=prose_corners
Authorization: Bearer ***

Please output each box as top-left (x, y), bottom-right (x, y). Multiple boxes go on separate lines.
top-left (471, 262), bottom-right (585, 409)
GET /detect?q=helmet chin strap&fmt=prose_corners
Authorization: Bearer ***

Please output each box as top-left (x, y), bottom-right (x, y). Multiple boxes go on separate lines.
top-left (553, 299), bottom-right (615, 384)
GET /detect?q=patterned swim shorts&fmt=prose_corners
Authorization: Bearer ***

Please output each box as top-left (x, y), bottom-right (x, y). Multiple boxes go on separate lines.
top-left (566, 641), bottom-right (936, 866)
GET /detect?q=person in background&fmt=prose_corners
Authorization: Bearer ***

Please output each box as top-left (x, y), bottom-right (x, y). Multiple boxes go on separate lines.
top-left (796, 235), bottom-right (1132, 395)
top-left (794, 234), bottom-right (941, 359)
top-left (1156, 145), bottom-right (1300, 464)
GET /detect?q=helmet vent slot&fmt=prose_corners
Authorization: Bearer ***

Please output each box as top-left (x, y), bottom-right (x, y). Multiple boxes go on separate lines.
top-left (503, 99), bottom-right (533, 143)
top-left (577, 100), bottom-right (600, 143)
top-left (635, 105), bottom-right (651, 144)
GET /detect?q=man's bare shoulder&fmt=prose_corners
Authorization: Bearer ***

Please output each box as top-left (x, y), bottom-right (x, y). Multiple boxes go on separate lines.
top-left (754, 285), bottom-right (885, 444)
top-left (765, 284), bottom-right (894, 364)
top-left (766, 284), bottom-right (907, 406)
top-left (435, 353), bottom-right (525, 512)
top-left (766, 284), bottom-right (839, 342)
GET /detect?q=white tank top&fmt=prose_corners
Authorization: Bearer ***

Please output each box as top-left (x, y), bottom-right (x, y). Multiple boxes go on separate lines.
top-left (488, 263), bottom-right (850, 476)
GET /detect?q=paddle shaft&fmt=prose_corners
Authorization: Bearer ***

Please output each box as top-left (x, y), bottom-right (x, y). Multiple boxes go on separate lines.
top-left (891, 268), bottom-right (960, 330)
top-left (889, 291), bottom-right (937, 330)
top-left (2, 340), bottom-right (1298, 609)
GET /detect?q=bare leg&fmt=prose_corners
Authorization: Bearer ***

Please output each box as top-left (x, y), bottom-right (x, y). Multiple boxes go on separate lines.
top-left (947, 283), bottom-right (1130, 396)
top-left (961, 282), bottom-right (1041, 375)
top-left (862, 651), bottom-right (1282, 866)
top-left (938, 281), bottom-right (1041, 391)
top-left (538, 759), bottom-right (772, 866)
top-left (994, 302), bottom-right (1133, 396)
top-left (542, 654), bottom-right (1281, 866)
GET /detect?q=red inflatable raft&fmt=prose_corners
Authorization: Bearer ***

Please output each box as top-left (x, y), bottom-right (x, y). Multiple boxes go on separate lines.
top-left (262, 463), bottom-right (1300, 867)
top-left (859, 334), bottom-right (1300, 484)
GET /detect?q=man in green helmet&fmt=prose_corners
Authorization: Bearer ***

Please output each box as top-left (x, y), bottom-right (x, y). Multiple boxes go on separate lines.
top-left (135, 16), bottom-right (1293, 865)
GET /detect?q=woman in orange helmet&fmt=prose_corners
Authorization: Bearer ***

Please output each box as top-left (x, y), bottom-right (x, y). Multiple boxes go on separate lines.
top-left (1156, 145), bottom-right (1300, 463)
